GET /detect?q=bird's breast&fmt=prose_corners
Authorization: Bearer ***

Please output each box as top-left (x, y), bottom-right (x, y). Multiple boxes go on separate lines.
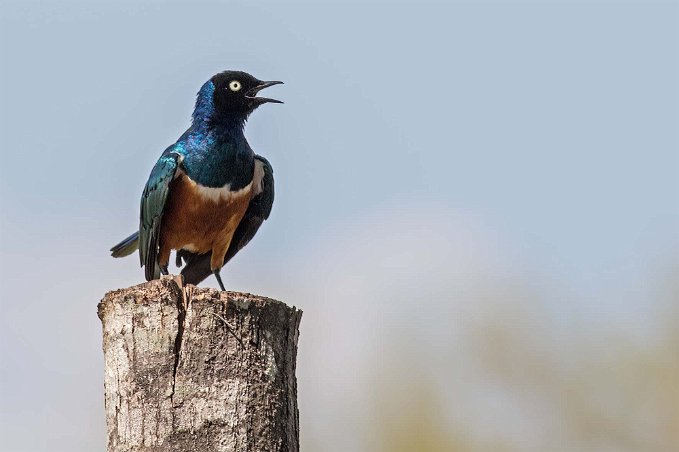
top-left (160, 171), bottom-right (254, 254)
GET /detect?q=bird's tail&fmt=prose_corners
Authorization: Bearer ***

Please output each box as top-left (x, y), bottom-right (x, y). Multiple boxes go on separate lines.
top-left (110, 232), bottom-right (140, 258)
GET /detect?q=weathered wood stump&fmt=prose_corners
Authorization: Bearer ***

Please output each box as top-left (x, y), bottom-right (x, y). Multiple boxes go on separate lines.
top-left (98, 277), bottom-right (302, 452)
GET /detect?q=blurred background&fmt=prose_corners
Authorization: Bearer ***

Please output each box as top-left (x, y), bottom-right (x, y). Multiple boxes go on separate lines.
top-left (1, 1), bottom-right (677, 451)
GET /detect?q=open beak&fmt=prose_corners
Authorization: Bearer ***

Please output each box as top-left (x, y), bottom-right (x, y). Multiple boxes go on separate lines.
top-left (246, 80), bottom-right (284, 105)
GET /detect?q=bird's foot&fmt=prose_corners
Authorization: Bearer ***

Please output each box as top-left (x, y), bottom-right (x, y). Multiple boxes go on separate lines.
top-left (160, 265), bottom-right (169, 276)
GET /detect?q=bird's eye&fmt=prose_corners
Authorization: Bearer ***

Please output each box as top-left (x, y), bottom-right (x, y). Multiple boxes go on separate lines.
top-left (229, 81), bottom-right (242, 92)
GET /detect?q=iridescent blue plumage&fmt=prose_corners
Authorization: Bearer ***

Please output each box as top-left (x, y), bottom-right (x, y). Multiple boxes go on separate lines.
top-left (110, 71), bottom-right (281, 290)
top-left (192, 80), bottom-right (216, 129)
top-left (168, 80), bottom-right (255, 190)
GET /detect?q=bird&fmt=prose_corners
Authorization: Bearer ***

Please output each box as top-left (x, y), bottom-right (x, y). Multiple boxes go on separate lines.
top-left (110, 71), bottom-right (281, 291)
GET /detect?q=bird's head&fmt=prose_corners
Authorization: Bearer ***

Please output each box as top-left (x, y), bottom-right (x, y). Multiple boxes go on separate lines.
top-left (193, 70), bottom-right (283, 128)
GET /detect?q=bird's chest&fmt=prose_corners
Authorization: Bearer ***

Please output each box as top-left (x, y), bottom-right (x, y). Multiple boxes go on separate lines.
top-left (182, 142), bottom-right (255, 190)
top-left (160, 172), bottom-right (253, 253)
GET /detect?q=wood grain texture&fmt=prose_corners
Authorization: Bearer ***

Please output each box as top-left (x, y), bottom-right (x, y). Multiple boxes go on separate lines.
top-left (98, 277), bottom-right (302, 452)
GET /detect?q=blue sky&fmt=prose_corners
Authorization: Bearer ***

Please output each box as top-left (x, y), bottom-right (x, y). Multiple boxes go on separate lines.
top-left (1, 1), bottom-right (677, 450)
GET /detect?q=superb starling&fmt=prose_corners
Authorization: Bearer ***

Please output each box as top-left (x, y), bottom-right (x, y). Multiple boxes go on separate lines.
top-left (110, 71), bottom-right (281, 290)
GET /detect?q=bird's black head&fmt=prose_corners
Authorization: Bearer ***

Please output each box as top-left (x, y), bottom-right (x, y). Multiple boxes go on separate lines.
top-left (196, 71), bottom-right (282, 127)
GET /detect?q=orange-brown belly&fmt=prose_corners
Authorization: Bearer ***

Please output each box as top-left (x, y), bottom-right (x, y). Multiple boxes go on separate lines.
top-left (158, 173), bottom-right (252, 270)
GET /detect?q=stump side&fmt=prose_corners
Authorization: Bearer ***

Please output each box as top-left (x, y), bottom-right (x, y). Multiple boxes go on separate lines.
top-left (98, 277), bottom-right (302, 452)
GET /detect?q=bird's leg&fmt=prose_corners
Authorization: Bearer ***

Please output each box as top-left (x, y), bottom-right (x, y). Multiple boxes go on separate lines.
top-left (213, 269), bottom-right (226, 291)
top-left (158, 244), bottom-right (172, 275)
top-left (210, 238), bottom-right (232, 292)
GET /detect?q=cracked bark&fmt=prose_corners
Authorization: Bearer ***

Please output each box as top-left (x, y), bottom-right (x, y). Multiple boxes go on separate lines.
top-left (98, 277), bottom-right (302, 452)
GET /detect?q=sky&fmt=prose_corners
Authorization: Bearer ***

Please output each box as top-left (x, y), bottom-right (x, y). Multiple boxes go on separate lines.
top-left (0, 1), bottom-right (677, 451)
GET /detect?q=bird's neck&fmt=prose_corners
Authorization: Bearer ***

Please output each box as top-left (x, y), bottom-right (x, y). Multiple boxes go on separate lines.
top-left (191, 80), bottom-right (248, 139)
top-left (192, 111), bottom-right (247, 140)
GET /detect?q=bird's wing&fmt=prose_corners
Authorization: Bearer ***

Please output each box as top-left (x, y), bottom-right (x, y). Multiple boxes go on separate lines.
top-left (110, 129), bottom-right (193, 260)
top-left (139, 148), bottom-right (182, 281)
top-left (180, 155), bottom-right (274, 285)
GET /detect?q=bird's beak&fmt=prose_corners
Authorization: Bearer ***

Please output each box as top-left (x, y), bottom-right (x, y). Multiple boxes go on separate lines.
top-left (246, 80), bottom-right (284, 105)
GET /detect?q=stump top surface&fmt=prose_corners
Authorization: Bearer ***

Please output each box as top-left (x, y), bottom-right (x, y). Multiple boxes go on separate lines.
top-left (98, 277), bottom-right (296, 320)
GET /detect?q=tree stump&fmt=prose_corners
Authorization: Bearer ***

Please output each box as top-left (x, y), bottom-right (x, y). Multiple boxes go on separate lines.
top-left (98, 277), bottom-right (302, 452)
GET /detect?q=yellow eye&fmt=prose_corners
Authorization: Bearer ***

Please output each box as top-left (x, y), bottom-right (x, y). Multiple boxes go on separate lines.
top-left (229, 81), bottom-right (242, 92)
